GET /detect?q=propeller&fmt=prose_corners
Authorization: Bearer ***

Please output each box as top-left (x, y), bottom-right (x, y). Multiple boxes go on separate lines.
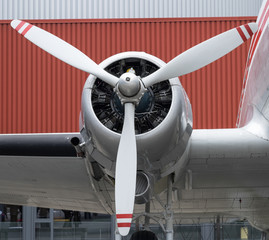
top-left (10, 20), bottom-right (118, 87)
top-left (11, 20), bottom-right (258, 237)
top-left (115, 103), bottom-right (137, 236)
top-left (142, 23), bottom-right (258, 87)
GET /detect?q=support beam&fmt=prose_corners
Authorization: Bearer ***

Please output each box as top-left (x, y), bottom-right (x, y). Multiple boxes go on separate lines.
top-left (144, 202), bottom-right (150, 230)
top-left (49, 209), bottom-right (54, 240)
top-left (215, 215), bottom-right (221, 240)
top-left (201, 224), bottom-right (214, 240)
top-left (166, 174), bottom-right (174, 240)
top-left (111, 214), bottom-right (122, 240)
top-left (261, 232), bottom-right (267, 240)
top-left (23, 206), bottom-right (35, 240)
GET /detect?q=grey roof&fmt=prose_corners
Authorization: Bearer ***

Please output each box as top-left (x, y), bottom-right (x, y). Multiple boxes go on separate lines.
top-left (0, 0), bottom-right (263, 20)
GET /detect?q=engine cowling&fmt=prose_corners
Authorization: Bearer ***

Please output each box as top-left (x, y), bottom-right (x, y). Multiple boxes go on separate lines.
top-left (81, 52), bottom-right (192, 179)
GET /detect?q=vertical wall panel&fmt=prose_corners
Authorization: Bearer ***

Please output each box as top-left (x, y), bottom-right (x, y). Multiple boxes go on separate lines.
top-left (0, 17), bottom-right (255, 133)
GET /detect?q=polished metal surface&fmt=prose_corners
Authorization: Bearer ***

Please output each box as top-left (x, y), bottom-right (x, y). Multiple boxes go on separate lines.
top-left (81, 52), bottom-right (192, 179)
top-left (118, 73), bottom-right (141, 98)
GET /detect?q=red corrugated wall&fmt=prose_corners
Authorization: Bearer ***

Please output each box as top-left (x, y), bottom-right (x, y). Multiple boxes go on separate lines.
top-left (0, 17), bottom-right (255, 133)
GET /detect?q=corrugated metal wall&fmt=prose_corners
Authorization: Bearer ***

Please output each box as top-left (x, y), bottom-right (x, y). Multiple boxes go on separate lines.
top-left (0, 17), bottom-right (255, 133)
top-left (0, 0), bottom-right (263, 19)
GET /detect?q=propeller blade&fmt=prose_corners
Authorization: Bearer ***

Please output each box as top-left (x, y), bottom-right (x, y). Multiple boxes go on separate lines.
top-left (115, 103), bottom-right (137, 236)
top-left (11, 20), bottom-right (118, 87)
top-left (142, 22), bottom-right (258, 87)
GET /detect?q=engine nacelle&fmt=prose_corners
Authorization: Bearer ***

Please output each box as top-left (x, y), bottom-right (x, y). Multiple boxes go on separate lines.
top-left (81, 52), bottom-right (192, 179)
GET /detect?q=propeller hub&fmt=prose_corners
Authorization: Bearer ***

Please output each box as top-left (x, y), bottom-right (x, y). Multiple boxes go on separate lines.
top-left (118, 73), bottom-right (141, 98)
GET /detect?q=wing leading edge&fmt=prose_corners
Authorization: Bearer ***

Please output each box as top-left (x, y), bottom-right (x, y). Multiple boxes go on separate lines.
top-left (0, 133), bottom-right (80, 156)
top-left (0, 133), bottom-right (108, 213)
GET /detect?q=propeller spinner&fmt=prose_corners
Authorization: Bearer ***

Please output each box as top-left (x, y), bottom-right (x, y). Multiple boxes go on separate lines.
top-left (11, 19), bottom-right (258, 236)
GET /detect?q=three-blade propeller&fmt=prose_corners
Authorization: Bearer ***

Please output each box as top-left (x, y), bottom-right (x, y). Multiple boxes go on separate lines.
top-left (11, 19), bottom-right (258, 236)
top-left (115, 103), bottom-right (137, 236)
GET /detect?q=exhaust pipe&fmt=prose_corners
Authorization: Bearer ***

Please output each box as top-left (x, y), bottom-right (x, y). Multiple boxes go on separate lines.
top-left (70, 137), bottom-right (85, 157)
top-left (135, 171), bottom-right (151, 204)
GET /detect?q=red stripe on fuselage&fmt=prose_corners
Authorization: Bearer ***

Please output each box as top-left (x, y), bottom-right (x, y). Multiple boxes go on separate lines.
top-left (21, 24), bottom-right (33, 36)
top-left (248, 1), bottom-right (269, 66)
top-left (237, 0), bottom-right (269, 126)
top-left (236, 27), bottom-right (247, 42)
top-left (249, 8), bottom-right (269, 64)
top-left (252, 0), bottom-right (269, 45)
top-left (258, 0), bottom-right (269, 25)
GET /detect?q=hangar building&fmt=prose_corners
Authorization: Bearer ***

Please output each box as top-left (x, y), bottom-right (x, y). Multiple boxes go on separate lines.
top-left (0, 0), bottom-right (264, 239)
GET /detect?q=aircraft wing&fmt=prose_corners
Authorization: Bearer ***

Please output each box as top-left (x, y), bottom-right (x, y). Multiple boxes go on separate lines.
top-left (0, 133), bottom-right (110, 214)
top-left (124, 127), bottom-right (269, 228)
top-left (173, 128), bottom-right (269, 229)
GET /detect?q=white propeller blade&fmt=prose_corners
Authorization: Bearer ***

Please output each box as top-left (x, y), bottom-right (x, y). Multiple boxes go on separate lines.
top-left (142, 22), bottom-right (258, 87)
top-left (11, 20), bottom-right (118, 87)
top-left (115, 103), bottom-right (137, 236)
